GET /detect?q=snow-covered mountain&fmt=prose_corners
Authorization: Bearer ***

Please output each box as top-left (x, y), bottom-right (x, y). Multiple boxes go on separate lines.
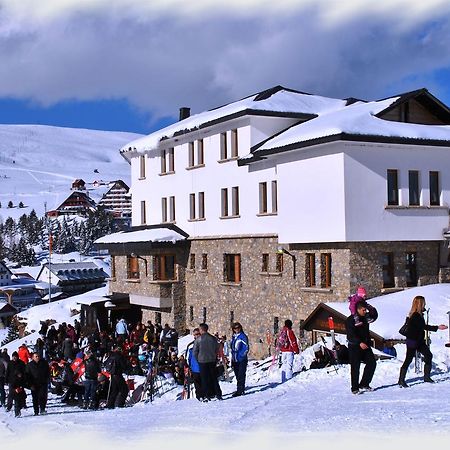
top-left (0, 124), bottom-right (141, 221)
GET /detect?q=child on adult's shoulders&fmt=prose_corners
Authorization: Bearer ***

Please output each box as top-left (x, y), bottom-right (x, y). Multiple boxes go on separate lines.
top-left (348, 286), bottom-right (376, 327)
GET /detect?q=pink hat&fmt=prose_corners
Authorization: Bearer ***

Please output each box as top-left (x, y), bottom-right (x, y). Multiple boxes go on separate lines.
top-left (357, 286), bottom-right (367, 298)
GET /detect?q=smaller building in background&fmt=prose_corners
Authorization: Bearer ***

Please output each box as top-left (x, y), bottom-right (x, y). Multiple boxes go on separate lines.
top-left (36, 262), bottom-right (109, 296)
top-left (97, 180), bottom-right (132, 223)
top-left (0, 261), bottom-right (13, 287)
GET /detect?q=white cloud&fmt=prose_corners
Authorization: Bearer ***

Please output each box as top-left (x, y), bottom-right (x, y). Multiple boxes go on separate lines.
top-left (0, 0), bottom-right (450, 121)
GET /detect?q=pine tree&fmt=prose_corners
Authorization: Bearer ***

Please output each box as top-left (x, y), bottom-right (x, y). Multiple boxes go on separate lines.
top-left (7, 200), bottom-right (13, 208)
top-left (18, 201), bottom-right (25, 208)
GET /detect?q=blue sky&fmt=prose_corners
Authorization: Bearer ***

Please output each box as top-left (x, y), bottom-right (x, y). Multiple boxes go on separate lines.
top-left (1, 0), bottom-right (450, 135)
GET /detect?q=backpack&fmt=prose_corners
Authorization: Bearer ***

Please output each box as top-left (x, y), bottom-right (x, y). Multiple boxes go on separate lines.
top-left (278, 328), bottom-right (290, 350)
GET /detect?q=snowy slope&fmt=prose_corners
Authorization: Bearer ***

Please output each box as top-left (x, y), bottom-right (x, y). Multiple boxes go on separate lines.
top-left (0, 124), bottom-right (142, 220)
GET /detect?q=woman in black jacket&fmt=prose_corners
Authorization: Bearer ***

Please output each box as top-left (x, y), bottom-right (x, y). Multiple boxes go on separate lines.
top-left (398, 295), bottom-right (448, 387)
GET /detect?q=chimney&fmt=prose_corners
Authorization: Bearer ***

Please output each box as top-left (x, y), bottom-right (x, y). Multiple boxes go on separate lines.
top-left (179, 107), bottom-right (190, 121)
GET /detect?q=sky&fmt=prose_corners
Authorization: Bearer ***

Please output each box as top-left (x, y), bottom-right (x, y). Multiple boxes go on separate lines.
top-left (1, 0), bottom-right (450, 134)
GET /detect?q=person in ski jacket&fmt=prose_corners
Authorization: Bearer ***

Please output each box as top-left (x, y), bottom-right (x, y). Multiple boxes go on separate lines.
top-left (83, 350), bottom-right (101, 409)
top-left (230, 322), bottom-right (249, 397)
top-left (5, 352), bottom-right (26, 418)
top-left (61, 336), bottom-right (74, 361)
top-left (26, 352), bottom-right (50, 415)
top-left (115, 318), bottom-right (128, 342)
top-left (187, 328), bottom-right (203, 400)
top-left (18, 344), bottom-right (31, 364)
top-left (279, 319), bottom-right (299, 382)
top-left (104, 347), bottom-right (128, 408)
top-left (398, 295), bottom-right (447, 387)
top-left (193, 323), bottom-right (222, 401)
top-left (345, 300), bottom-right (378, 394)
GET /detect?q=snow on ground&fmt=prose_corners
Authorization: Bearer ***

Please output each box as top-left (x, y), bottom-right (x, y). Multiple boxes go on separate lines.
top-left (0, 124), bottom-right (141, 220)
top-left (2, 284), bottom-right (450, 446)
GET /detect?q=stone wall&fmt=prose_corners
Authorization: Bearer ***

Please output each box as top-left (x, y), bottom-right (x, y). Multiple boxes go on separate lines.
top-left (109, 245), bottom-right (189, 331)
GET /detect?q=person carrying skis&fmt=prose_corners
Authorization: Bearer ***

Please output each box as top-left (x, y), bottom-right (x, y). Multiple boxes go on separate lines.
top-left (230, 322), bottom-right (249, 397)
top-left (345, 300), bottom-right (378, 394)
top-left (279, 319), bottom-right (300, 382)
top-left (398, 295), bottom-right (448, 387)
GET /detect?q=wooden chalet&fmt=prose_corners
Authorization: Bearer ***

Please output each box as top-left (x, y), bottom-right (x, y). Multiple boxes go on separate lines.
top-left (47, 191), bottom-right (97, 217)
top-left (301, 302), bottom-right (386, 350)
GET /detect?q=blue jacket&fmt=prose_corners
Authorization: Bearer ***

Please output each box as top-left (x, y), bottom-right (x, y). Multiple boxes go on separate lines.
top-left (231, 331), bottom-right (249, 363)
top-left (187, 344), bottom-right (200, 373)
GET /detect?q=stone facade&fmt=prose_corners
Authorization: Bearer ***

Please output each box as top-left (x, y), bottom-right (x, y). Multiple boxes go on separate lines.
top-left (185, 237), bottom-right (441, 357)
top-left (105, 235), bottom-right (442, 358)
top-left (109, 244), bottom-right (189, 331)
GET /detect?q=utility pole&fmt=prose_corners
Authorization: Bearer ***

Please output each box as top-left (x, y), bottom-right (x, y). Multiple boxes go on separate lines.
top-left (44, 202), bottom-right (52, 303)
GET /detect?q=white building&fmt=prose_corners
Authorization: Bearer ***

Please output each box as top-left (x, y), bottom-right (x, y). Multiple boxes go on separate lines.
top-left (0, 261), bottom-right (12, 287)
top-left (97, 86), bottom-right (450, 351)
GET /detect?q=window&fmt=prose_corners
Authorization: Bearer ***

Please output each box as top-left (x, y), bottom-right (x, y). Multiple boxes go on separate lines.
top-left (139, 155), bottom-right (146, 179)
top-left (188, 142), bottom-right (195, 168)
top-left (305, 253), bottom-right (316, 287)
top-left (220, 132), bottom-right (227, 160)
top-left (189, 193), bottom-right (196, 220)
top-left (127, 256), bottom-right (139, 279)
top-left (190, 192), bottom-right (205, 220)
top-left (155, 312), bottom-right (162, 324)
top-left (111, 256), bottom-right (116, 278)
top-left (161, 148), bottom-right (175, 174)
top-left (259, 182), bottom-right (268, 214)
top-left (409, 170), bottom-right (420, 206)
top-left (272, 181), bottom-right (278, 214)
top-left (161, 150), bottom-right (167, 174)
top-left (153, 255), bottom-right (176, 281)
top-left (406, 252), bottom-right (418, 287)
top-left (230, 310), bottom-right (234, 324)
top-left (169, 196), bottom-right (176, 222)
top-left (274, 316), bottom-right (279, 334)
top-left (189, 253), bottom-right (196, 270)
top-left (202, 307), bottom-right (207, 323)
top-left (387, 169), bottom-right (399, 206)
top-left (430, 171), bottom-right (440, 206)
top-left (198, 192), bottom-right (205, 219)
top-left (231, 129), bottom-right (238, 158)
top-left (382, 252), bottom-right (395, 288)
top-left (224, 254), bottom-right (241, 283)
top-left (232, 186), bottom-right (239, 216)
top-left (161, 198), bottom-right (168, 223)
top-left (276, 253), bottom-right (283, 273)
top-left (299, 320), bottom-right (305, 339)
top-left (221, 188), bottom-right (228, 217)
top-left (259, 181), bottom-right (278, 215)
top-left (201, 253), bottom-right (208, 270)
top-left (320, 253), bottom-right (332, 288)
top-left (140, 200), bottom-right (146, 225)
top-left (189, 306), bottom-right (194, 322)
top-left (262, 254), bottom-right (269, 272)
top-left (197, 139), bottom-right (204, 165)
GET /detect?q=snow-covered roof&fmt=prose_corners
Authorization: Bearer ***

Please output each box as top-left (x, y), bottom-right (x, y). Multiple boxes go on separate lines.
top-left (95, 228), bottom-right (187, 245)
top-left (325, 284), bottom-right (450, 341)
top-left (39, 262), bottom-right (108, 282)
top-left (120, 86), bottom-right (346, 155)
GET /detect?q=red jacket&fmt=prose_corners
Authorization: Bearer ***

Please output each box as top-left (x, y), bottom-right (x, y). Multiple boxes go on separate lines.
top-left (18, 346), bottom-right (31, 363)
top-left (280, 327), bottom-right (300, 354)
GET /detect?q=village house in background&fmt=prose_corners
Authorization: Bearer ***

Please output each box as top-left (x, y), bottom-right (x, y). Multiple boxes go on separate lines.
top-left (36, 262), bottom-right (109, 296)
top-left (0, 260), bottom-right (13, 287)
top-left (95, 85), bottom-right (450, 355)
top-left (46, 178), bottom-right (132, 228)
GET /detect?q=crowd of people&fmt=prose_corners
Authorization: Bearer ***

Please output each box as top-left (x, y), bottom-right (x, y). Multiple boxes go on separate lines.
top-left (0, 287), bottom-right (448, 417)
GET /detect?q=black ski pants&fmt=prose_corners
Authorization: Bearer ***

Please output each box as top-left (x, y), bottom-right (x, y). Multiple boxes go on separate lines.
top-left (198, 362), bottom-right (222, 399)
top-left (400, 341), bottom-right (432, 371)
top-left (191, 372), bottom-right (203, 400)
top-left (348, 344), bottom-right (376, 391)
top-left (232, 359), bottom-right (248, 394)
top-left (31, 384), bottom-right (48, 414)
top-left (106, 374), bottom-right (128, 408)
